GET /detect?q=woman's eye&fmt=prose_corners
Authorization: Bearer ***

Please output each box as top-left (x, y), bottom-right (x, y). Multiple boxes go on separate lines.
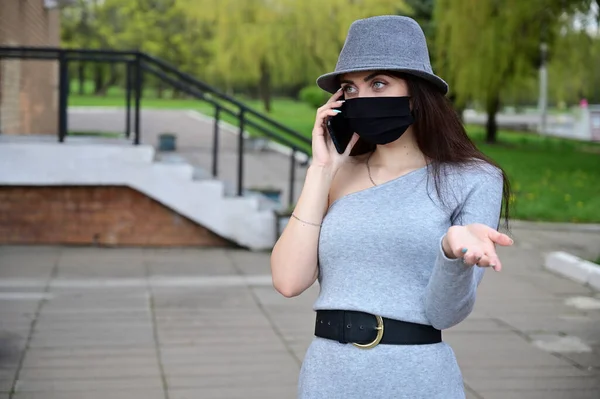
top-left (342, 86), bottom-right (356, 94)
top-left (373, 81), bottom-right (386, 89)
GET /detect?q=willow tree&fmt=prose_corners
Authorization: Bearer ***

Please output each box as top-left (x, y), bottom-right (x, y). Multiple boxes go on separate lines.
top-left (61, 0), bottom-right (110, 95)
top-left (280, 0), bottom-right (410, 90)
top-left (183, 0), bottom-right (408, 112)
top-left (434, 0), bottom-right (595, 143)
top-left (548, 6), bottom-right (600, 104)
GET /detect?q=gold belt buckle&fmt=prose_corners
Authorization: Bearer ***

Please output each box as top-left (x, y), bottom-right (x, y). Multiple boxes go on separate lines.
top-left (352, 315), bottom-right (384, 349)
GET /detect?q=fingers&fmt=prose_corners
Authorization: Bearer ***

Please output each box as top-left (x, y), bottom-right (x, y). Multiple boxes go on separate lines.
top-left (313, 106), bottom-right (344, 136)
top-left (476, 251), bottom-right (502, 272)
top-left (461, 247), bottom-right (502, 272)
top-left (461, 248), bottom-right (484, 266)
top-left (487, 229), bottom-right (514, 247)
top-left (313, 91), bottom-right (345, 134)
top-left (324, 88), bottom-right (344, 105)
top-left (451, 225), bottom-right (511, 272)
top-left (488, 254), bottom-right (502, 272)
top-left (317, 88), bottom-right (345, 114)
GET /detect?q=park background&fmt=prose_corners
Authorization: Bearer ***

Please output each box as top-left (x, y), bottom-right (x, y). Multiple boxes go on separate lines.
top-left (0, 2), bottom-right (600, 399)
top-left (58, 0), bottom-right (600, 227)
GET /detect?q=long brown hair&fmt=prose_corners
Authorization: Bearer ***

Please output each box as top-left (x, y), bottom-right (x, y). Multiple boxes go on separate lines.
top-left (347, 71), bottom-right (512, 231)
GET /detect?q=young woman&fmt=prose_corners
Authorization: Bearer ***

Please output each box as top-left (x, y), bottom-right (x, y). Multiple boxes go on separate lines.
top-left (270, 15), bottom-right (514, 398)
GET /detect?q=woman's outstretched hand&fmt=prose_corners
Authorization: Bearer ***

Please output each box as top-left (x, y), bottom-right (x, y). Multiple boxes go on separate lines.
top-left (442, 224), bottom-right (514, 271)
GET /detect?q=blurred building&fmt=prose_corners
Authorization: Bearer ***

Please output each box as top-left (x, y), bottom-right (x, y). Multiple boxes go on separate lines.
top-left (0, 0), bottom-right (65, 135)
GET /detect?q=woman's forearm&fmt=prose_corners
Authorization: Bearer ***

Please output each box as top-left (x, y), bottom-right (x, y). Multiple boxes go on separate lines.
top-left (270, 165), bottom-right (334, 297)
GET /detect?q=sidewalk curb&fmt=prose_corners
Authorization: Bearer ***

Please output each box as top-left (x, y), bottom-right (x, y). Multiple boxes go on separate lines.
top-left (545, 252), bottom-right (600, 291)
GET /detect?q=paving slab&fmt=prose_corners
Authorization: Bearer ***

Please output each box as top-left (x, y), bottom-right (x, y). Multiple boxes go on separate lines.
top-left (465, 376), bottom-right (600, 391)
top-left (13, 378), bottom-right (163, 392)
top-left (227, 249), bottom-right (274, 275)
top-left (21, 356), bottom-right (157, 370)
top-left (1, 220), bottom-right (599, 398)
top-left (169, 386), bottom-right (298, 399)
top-left (164, 361), bottom-right (298, 376)
top-left (478, 389), bottom-right (600, 399)
top-left (461, 365), bottom-right (596, 378)
top-left (167, 371), bottom-right (299, 389)
top-left (12, 390), bottom-right (165, 399)
top-left (17, 365), bottom-right (161, 380)
top-left (0, 369), bottom-right (16, 382)
top-left (145, 248), bottom-right (237, 276)
top-left (0, 379), bottom-right (13, 393)
top-left (560, 351), bottom-right (600, 368)
top-left (510, 227), bottom-right (600, 262)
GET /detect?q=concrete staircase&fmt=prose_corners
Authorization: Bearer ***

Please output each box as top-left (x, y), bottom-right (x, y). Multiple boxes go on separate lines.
top-left (0, 135), bottom-right (280, 250)
top-left (157, 152), bottom-right (282, 213)
top-left (68, 108), bottom-right (310, 211)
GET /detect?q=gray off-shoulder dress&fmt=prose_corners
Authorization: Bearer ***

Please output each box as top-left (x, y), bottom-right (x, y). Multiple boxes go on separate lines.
top-left (297, 161), bottom-right (504, 399)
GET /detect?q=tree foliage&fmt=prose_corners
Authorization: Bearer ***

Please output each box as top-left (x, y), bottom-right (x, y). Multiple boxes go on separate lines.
top-left (61, 0), bottom-right (598, 121)
top-left (182, 0), bottom-right (409, 110)
top-left (434, 0), bottom-right (598, 142)
top-left (62, 0), bottom-right (408, 109)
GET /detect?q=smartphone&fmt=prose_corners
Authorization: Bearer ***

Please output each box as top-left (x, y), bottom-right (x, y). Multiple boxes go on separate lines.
top-left (326, 104), bottom-right (353, 154)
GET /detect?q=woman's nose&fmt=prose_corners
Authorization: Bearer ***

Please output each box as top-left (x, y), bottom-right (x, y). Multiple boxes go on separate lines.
top-left (357, 89), bottom-right (370, 98)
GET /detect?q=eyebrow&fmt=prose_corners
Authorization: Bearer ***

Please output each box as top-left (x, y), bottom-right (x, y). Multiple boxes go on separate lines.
top-left (339, 72), bottom-right (395, 85)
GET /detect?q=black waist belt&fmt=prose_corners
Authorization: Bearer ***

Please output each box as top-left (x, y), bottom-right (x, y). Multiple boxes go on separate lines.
top-left (314, 310), bottom-right (442, 349)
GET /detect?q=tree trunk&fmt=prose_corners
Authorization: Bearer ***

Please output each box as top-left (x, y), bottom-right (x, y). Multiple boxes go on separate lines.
top-left (97, 65), bottom-right (118, 96)
top-left (259, 59), bottom-right (271, 113)
top-left (93, 64), bottom-right (104, 95)
top-left (448, 93), bottom-right (465, 123)
top-left (485, 95), bottom-right (500, 143)
top-left (78, 62), bottom-right (85, 95)
top-left (157, 80), bottom-right (164, 99)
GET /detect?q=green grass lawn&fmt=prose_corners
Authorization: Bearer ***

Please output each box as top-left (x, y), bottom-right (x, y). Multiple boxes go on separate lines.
top-left (466, 126), bottom-right (600, 223)
top-left (69, 93), bottom-right (600, 224)
top-left (69, 130), bottom-right (123, 138)
top-left (71, 93), bottom-right (315, 151)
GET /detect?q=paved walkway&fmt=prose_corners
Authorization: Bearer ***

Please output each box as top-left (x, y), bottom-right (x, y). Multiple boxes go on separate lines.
top-left (1, 223), bottom-right (599, 398)
top-left (68, 108), bottom-right (310, 206)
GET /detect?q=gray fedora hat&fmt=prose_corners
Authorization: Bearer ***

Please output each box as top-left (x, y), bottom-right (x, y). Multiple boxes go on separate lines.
top-left (316, 15), bottom-right (448, 95)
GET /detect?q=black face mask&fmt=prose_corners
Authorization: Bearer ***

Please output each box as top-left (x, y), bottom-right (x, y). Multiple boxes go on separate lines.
top-left (342, 96), bottom-right (414, 145)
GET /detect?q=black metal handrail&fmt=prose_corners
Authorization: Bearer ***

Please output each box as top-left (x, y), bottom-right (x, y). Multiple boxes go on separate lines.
top-left (0, 46), bottom-right (312, 208)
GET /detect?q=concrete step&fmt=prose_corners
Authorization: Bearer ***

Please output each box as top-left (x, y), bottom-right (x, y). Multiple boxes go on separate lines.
top-left (0, 140), bottom-right (277, 250)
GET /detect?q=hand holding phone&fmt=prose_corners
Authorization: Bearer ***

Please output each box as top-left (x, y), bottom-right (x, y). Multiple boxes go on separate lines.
top-left (310, 90), bottom-right (358, 170)
top-left (326, 102), bottom-right (354, 154)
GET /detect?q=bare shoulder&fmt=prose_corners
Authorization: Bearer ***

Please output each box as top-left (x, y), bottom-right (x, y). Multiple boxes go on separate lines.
top-left (327, 154), bottom-right (370, 209)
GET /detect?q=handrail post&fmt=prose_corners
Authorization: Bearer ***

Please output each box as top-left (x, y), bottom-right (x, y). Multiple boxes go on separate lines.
top-left (289, 148), bottom-right (296, 209)
top-left (212, 106), bottom-right (221, 177)
top-left (237, 109), bottom-right (245, 196)
top-left (58, 50), bottom-right (69, 142)
top-left (0, 55), bottom-right (2, 133)
top-left (125, 61), bottom-right (132, 138)
top-left (133, 53), bottom-right (142, 145)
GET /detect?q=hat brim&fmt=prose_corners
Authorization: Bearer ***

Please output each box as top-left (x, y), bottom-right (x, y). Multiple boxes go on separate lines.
top-left (316, 67), bottom-right (449, 95)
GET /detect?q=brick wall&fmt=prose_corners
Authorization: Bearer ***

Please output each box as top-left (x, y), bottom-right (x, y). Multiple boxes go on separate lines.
top-left (0, 186), bottom-right (234, 247)
top-left (0, 0), bottom-right (60, 135)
